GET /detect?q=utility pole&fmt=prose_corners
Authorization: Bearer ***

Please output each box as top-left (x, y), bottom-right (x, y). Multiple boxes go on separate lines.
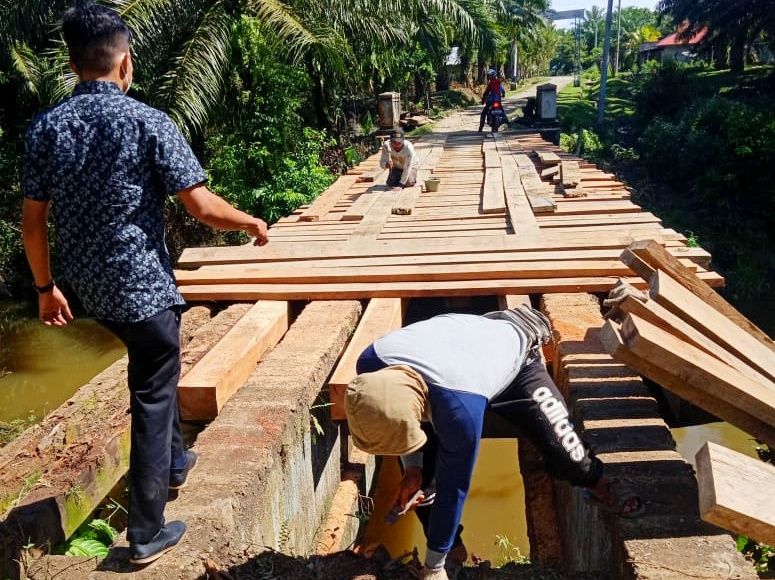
top-left (597, 0), bottom-right (614, 124)
top-left (614, 0), bottom-right (622, 76)
top-left (512, 37), bottom-right (519, 82)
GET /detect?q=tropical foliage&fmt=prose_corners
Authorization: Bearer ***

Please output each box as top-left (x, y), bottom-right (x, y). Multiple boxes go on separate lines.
top-left (550, 5), bottom-right (668, 76)
top-left (0, 0), bottom-right (555, 293)
top-left (658, 0), bottom-right (775, 72)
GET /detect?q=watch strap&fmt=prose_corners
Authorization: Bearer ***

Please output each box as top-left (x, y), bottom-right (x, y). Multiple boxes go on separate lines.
top-left (33, 279), bottom-right (55, 294)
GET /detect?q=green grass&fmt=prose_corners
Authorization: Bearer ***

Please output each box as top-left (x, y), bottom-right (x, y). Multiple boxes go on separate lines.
top-left (557, 65), bottom-right (774, 131)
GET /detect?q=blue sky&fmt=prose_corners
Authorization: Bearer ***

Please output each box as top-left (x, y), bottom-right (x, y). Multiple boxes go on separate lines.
top-left (550, 0), bottom-right (658, 10)
top-left (549, 0), bottom-right (659, 27)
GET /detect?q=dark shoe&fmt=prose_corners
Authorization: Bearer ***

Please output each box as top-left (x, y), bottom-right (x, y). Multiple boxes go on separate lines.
top-left (129, 520), bottom-right (186, 565)
top-left (169, 450), bottom-right (197, 490)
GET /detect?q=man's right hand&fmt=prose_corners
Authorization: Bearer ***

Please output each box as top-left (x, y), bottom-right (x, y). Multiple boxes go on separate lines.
top-left (245, 218), bottom-right (269, 246)
top-left (390, 466), bottom-right (423, 514)
top-left (385, 161), bottom-right (393, 169)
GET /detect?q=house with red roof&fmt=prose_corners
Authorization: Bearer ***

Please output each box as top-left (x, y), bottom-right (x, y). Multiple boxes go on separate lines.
top-left (638, 26), bottom-right (708, 65)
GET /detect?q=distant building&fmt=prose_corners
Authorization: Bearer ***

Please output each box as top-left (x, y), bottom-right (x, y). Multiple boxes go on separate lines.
top-left (638, 26), bottom-right (707, 65)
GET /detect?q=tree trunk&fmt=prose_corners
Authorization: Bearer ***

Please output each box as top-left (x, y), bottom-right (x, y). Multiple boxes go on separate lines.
top-left (306, 58), bottom-right (330, 129)
top-left (729, 33), bottom-right (746, 73)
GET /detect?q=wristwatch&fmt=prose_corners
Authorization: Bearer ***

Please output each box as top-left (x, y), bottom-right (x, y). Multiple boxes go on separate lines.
top-left (32, 279), bottom-right (55, 294)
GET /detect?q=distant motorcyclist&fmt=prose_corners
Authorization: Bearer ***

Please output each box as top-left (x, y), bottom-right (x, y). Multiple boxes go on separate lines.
top-left (478, 68), bottom-right (506, 132)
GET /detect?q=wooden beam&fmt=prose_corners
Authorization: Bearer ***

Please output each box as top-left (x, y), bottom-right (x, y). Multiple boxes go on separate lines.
top-left (178, 301), bottom-right (289, 420)
top-left (327, 298), bottom-right (404, 420)
top-left (534, 150), bottom-right (561, 166)
top-left (340, 189), bottom-right (381, 222)
top-left (344, 189), bottom-right (397, 243)
top-left (600, 319), bottom-right (775, 447)
top-left (481, 168), bottom-right (506, 214)
top-left (391, 184), bottom-right (422, 215)
top-left (502, 156), bottom-right (540, 237)
top-left (650, 270), bottom-right (775, 386)
top-left (297, 176), bottom-right (359, 222)
top-left (617, 295), bottom-right (775, 391)
top-left (497, 295), bottom-right (532, 309)
top-left (624, 239), bottom-right (775, 349)
top-left (175, 259), bottom-right (638, 285)
top-left (177, 274), bottom-right (723, 302)
top-left (612, 314), bottom-right (775, 444)
top-left (560, 161), bottom-right (581, 189)
top-left (696, 442), bottom-right (775, 547)
top-left (177, 231), bottom-right (679, 267)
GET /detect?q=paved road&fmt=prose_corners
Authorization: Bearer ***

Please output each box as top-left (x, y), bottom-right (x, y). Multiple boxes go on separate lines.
top-left (432, 75), bottom-right (573, 133)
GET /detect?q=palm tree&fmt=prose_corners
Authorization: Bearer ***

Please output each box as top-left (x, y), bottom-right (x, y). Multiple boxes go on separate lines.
top-left (583, 5), bottom-right (606, 50)
top-left (501, 0), bottom-right (548, 81)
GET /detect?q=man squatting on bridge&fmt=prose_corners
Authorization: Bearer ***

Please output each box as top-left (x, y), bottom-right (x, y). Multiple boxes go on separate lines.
top-left (345, 305), bottom-right (645, 580)
top-left (21, 1), bottom-right (269, 566)
top-left (380, 126), bottom-right (420, 189)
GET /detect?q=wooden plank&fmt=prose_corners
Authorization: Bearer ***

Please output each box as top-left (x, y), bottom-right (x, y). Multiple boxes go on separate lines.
top-left (175, 259), bottom-right (638, 286)
top-left (600, 319), bottom-right (775, 447)
top-left (696, 442), bottom-right (775, 547)
top-left (391, 184), bottom-right (422, 215)
top-left (328, 298), bottom-right (404, 420)
top-left (541, 165), bottom-right (560, 180)
top-left (344, 189), bottom-right (398, 243)
top-left (623, 239), bottom-right (774, 351)
top-left (535, 150), bottom-right (561, 166)
top-left (483, 148), bottom-right (500, 170)
top-left (177, 274), bottom-right (722, 302)
top-left (613, 314), bottom-right (775, 444)
top-left (178, 301), bottom-right (289, 420)
top-left (177, 230), bottom-right (675, 266)
top-left (560, 161), bottom-right (581, 188)
top-left (527, 195), bottom-right (556, 213)
top-left (481, 168), bottom-right (506, 214)
top-left (497, 295), bottom-right (531, 309)
top-left (617, 295), bottom-right (775, 390)
top-left (502, 156), bottom-right (540, 237)
top-left (297, 175), bottom-right (359, 221)
top-left (199, 247), bottom-right (710, 271)
top-left (650, 270), bottom-right (775, 385)
top-left (340, 189), bottom-right (382, 221)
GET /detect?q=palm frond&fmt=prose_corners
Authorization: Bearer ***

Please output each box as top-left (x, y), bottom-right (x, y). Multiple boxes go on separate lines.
top-left (150, 2), bottom-right (232, 138)
top-left (10, 39), bottom-right (74, 107)
top-left (244, 0), bottom-right (322, 56)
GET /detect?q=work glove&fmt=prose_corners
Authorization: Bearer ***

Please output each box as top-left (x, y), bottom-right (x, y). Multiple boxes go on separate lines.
top-left (420, 566), bottom-right (449, 580)
top-left (482, 305), bottom-right (552, 362)
top-left (603, 278), bottom-right (648, 322)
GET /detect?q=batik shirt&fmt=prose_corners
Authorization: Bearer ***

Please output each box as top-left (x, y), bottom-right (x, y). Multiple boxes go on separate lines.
top-left (22, 81), bottom-right (206, 322)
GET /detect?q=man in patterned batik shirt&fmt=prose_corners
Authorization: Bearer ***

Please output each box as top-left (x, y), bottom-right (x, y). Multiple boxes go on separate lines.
top-left (21, 1), bottom-right (268, 565)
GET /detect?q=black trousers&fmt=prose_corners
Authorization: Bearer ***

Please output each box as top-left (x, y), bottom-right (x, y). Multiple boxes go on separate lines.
top-left (100, 307), bottom-right (184, 544)
top-left (478, 104), bottom-right (493, 130)
top-left (386, 167), bottom-right (417, 188)
top-left (489, 357), bottom-right (602, 488)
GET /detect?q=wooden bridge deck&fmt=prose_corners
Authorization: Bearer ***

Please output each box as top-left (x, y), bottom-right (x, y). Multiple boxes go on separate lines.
top-left (175, 130), bottom-right (722, 301)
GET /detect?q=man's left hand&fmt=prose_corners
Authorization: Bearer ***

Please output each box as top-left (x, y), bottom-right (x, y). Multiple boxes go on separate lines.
top-left (38, 286), bottom-right (73, 326)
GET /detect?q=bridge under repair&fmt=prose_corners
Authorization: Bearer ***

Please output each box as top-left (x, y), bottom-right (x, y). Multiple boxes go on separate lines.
top-left (1, 111), bottom-right (772, 579)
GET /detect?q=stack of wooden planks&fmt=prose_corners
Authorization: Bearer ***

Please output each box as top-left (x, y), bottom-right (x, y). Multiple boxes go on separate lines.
top-left (175, 133), bottom-right (722, 303)
top-left (599, 239), bottom-right (775, 546)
